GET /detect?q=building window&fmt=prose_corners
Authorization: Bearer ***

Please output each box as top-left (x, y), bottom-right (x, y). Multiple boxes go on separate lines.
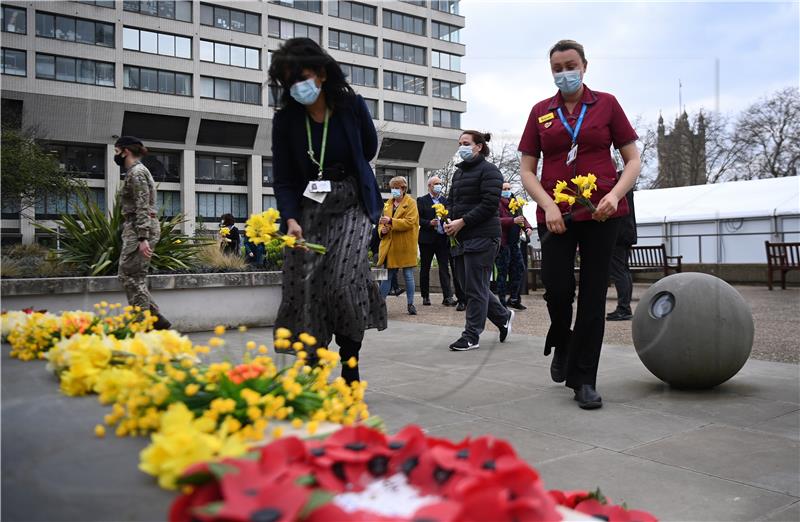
top-left (123, 1), bottom-right (192, 22)
top-left (2, 196), bottom-right (21, 219)
top-left (382, 10), bottom-right (425, 36)
top-left (35, 188), bottom-right (106, 218)
top-left (328, 29), bottom-right (377, 56)
top-left (199, 39), bottom-right (260, 69)
top-left (432, 1), bottom-right (459, 14)
top-left (383, 41), bottom-right (425, 65)
top-left (262, 194), bottom-right (277, 213)
top-left (36, 12), bottom-right (114, 47)
top-left (432, 79), bottom-right (461, 100)
top-left (142, 150), bottom-right (181, 182)
top-left (36, 53), bottom-right (114, 86)
top-left (44, 143), bottom-right (105, 179)
top-left (123, 27), bottom-right (191, 59)
top-left (124, 65), bottom-right (191, 96)
top-left (399, 1), bottom-right (427, 6)
top-left (364, 98), bottom-right (378, 119)
top-left (196, 192), bottom-right (248, 221)
top-left (262, 160), bottom-right (273, 186)
top-left (156, 191), bottom-right (181, 217)
top-left (375, 166), bottom-right (413, 192)
top-left (196, 155), bottom-right (248, 185)
top-left (199, 3), bottom-right (259, 34)
top-left (268, 18), bottom-right (321, 44)
top-left (76, 1), bottom-right (115, 8)
top-left (432, 21), bottom-right (460, 43)
top-left (432, 50), bottom-right (461, 71)
top-left (1, 48), bottom-right (26, 76)
top-left (2, 5), bottom-right (26, 34)
top-left (340, 63), bottom-right (377, 87)
top-left (200, 76), bottom-right (262, 105)
top-left (329, 1), bottom-right (376, 25)
top-left (385, 102), bottom-right (426, 125)
top-left (433, 108), bottom-right (461, 129)
top-left (269, 1), bottom-right (322, 14)
top-left (384, 71), bottom-right (426, 95)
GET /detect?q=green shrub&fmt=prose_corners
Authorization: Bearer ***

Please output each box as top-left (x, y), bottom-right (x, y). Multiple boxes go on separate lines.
top-left (264, 238), bottom-right (284, 270)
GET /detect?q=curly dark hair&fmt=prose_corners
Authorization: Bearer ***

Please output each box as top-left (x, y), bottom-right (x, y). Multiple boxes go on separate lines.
top-left (268, 37), bottom-right (355, 110)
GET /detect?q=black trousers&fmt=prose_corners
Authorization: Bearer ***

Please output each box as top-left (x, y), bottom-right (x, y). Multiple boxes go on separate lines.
top-left (609, 244), bottom-right (633, 314)
top-left (419, 238), bottom-right (454, 299)
top-left (538, 218), bottom-right (620, 388)
top-left (454, 238), bottom-right (510, 343)
top-left (449, 255), bottom-right (466, 303)
top-left (336, 334), bottom-right (361, 384)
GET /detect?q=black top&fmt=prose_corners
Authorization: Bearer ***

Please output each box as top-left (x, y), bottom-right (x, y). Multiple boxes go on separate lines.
top-left (447, 155), bottom-right (503, 241)
top-left (417, 193), bottom-right (449, 245)
top-left (308, 111), bottom-right (355, 180)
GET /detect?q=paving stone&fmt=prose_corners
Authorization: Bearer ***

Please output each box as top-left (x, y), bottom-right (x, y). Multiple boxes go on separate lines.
top-left (747, 410), bottom-right (800, 441)
top-left (628, 424), bottom-right (800, 497)
top-left (758, 501), bottom-right (800, 522)
top-left (535, 448), bottom-right (798, 522)
top-left (364, 389), bottom-right (479, 433)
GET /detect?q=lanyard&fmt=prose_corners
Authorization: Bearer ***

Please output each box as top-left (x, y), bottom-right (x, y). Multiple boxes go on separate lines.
top-left (305, 109), bottom-right (330, 180)
top-left (556, 103), bottom-right (587, 144)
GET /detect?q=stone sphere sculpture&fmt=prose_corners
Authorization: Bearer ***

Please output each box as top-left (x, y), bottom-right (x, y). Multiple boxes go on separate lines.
top-left (632, 272), bottom-right (754, 389)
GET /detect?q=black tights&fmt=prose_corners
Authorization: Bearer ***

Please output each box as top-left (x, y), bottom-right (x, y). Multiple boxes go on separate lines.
top-left (336, 334), bottom-right (361, 384)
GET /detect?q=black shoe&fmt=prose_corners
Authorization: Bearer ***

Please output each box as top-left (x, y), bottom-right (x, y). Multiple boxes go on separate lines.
top-left (152, 312), bottom-right (172, 331)
top-left (442, 297), bottom-right (457, 306)
top-left (499, 309), bottom-right (514, 343)
top-left (449, 337), bottom-right (479, 351)
top-left (574, 384), bottom-right (603, 409)
top-left (407, 304), bottom-right (417, 315)
top-left (606, 310), bottom-right (633, 321)
top-left (395, 288), bottom-right (406, 297)
top-left (456, 302), bottom-right (466, 312)
top-left (507, 299), bottom-right (527, 311)
top-left (422, 297), bottom-right (431, 306)
top-left (550, 347), bottom-right (567, 383)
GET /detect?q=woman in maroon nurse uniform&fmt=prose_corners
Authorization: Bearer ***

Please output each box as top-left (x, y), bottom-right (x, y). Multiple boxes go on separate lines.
top-left (518, 39), bottom-right (641, 409)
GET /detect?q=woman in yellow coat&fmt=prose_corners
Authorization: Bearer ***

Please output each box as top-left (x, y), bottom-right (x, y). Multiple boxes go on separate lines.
top-left (378, 176), bottom-right (420, 315)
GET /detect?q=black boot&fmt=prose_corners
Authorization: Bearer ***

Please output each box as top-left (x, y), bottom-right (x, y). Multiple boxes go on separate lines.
top-left (545, 328), bottom-right (571, 383)
top-left (574, 384), bottom-right (602, 409)
top-left (337, 335), bottom-right (361, 384)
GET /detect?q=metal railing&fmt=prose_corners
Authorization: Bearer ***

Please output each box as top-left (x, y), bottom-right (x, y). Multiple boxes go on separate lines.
top-left (637, 230), bottom-right (800, 264)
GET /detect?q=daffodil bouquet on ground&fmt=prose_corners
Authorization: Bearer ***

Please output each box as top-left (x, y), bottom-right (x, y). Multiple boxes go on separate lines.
top-left (552, 173), bottom-right (598, 212)
top-left (508, 196), bottom-right (528, 230)
top-left (431, 203), bottom-right (458, 247)
top-left (245, 208), bottom-right (326, 255)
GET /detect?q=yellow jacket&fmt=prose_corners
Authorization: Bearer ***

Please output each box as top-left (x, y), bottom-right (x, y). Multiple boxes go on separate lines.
top-left (377, 194), bottom-right (419, 269)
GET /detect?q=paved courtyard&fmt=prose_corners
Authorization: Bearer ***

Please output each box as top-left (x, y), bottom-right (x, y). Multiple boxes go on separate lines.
top-left (2, 286), bottom-right (799, 521)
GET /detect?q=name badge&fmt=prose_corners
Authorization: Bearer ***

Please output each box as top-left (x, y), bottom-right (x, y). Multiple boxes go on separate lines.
top-left (303, 180), bottom-right (329, 203)
top-left (566, 143), bottom-right (578, 165)
top-left (538, 112), bottom-right (555, 124)
top-left (310, 180), bottom-right (331, 193)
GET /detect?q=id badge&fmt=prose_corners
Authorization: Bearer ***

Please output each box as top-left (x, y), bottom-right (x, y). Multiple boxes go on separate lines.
top-left (303, 181), bottom-right (327, 203)
top-left (566, 143), bottom-right (578, 165)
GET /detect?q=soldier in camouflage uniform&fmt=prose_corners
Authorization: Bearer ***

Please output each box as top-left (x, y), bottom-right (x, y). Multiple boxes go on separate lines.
top-left (115, 136), bottom-right (171, 330)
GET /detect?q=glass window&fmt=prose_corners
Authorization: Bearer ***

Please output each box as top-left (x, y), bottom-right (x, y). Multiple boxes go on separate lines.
top-left (158, 1), bottom-right (175, 19)
top-left (196, 156), bottom-right (214, 181)
top-left (76, 59), bottom-right (95, 84)
top-left (123, 1), bottom-right (140, 12)
top-left (176, 1), bottom-right (192, 22)
top-left (245, 13), bottom-right (260, 34)
top-left (214, 6), bottom-right (229, 29)
top-left (158, 70), bottom-right (175, 94)
top-left (245, 83), bottom-right (260, 104)
top-left (56, 16), bottom-right (76, 41)
top-left (175, 36), bottom-right (191, 59)
top-left (230, 10), bottom-right (245, 32)
top-left (214, 43), bottom-right (229, 65)
top-left (35, 54), bottom-right (55, 78)
top-left (245, 48), bottom-right (259, 69)
top-left (141, 1), bottom-right (158, 16)
top-left (262, 160), bottom-right (273, 186)
top-left (200, 76), bottom-right (214, 98)
top-left (384, 41), bottom-right (425, 65)
top-left (1, 48), bottom-right (26, 76)
top-left (175, 73), bottom-right (191, 96)
top-left (95, 23), bottom-right (114, 47)
top-left (200, 40), bottom-right (214, 62)
top-left (364, 98), bottom-right (378, 119)
top-left (140, 30), bottom-right (158, 53)
top-left (158, 33), bottom-right (175, 56)
top-left (385, 102), bottom-right (426, 125)
top-left (124, 65), bottom-right (139, 89)
top-left (200, 4), bottom-right (213, 26)
top-left (75, 19), bottom-right (94, 43)
top-left (36, 13), bottom-right (55, 38)
top-left (123, 27), bottom-right (139, 50)
top-left (140, 67), bottom-right (158, 91)
top-left (3, 6), bottom-right (26, 34)
top-left (268, 18), bottom-right (279, 37)
top-left (55, 56), bottom-right (76, 82)
top-left (215, 78), bottom-right (230, 100)
top-left (230, 45), bottom-right (245, 67)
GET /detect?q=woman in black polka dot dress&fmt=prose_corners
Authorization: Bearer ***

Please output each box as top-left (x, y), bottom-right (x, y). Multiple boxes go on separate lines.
top-left (269, 38), bottom-right (387, 383)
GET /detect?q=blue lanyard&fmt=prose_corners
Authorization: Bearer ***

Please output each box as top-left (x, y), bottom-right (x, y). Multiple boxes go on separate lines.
top-left (556, 104), bottom-right (587, 144)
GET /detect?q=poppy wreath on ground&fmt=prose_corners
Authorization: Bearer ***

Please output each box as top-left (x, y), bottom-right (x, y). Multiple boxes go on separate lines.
top-left (170, 424), bottom-right (566, 522)
top-left (549, 489), bottom-right (658, 522)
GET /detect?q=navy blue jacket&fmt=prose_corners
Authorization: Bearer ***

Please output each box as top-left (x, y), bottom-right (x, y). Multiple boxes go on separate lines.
top-left (271, 95), bottom-right (383, 229)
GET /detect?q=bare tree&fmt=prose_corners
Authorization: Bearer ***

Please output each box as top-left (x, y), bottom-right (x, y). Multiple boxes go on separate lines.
top-left (732, 87), bottom-right (800, 179)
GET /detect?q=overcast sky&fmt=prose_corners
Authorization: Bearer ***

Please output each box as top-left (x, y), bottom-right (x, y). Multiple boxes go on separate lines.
top-left (458, 0), bottom-right (800, 145)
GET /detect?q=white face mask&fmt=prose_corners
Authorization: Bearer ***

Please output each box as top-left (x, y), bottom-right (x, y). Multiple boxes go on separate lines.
top-left (553, 69), bottom-right (582, 94)
top-left (289, 78), bottom-right (321, 105)
top-left (432, 184), bottom-right (443, 194)
top-left (458, 145), bottom-right (475, 161)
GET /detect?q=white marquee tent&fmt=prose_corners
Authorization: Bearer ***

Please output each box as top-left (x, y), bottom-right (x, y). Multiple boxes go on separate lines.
top-left (523, 176), bottom-right (800, 264)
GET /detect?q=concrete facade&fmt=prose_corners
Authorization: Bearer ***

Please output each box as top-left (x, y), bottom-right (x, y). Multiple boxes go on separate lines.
top-left (1, 0), bottom-right (466, 243)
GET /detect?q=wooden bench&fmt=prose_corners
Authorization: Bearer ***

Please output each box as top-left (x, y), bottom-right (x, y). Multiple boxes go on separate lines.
top-left (765, 241), bottom-right (800, 290)
top-left (628, 244), bottom-right (682, 278)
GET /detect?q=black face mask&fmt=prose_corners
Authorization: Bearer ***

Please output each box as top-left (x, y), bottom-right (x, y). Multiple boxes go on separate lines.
top-left (113, 153), bottom-right (126, 167)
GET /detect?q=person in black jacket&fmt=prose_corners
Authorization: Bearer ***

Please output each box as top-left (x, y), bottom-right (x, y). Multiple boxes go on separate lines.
top-left (268, 38), bottom-right (387, 383)
top-left (417, 175), bottom-right (457, 307)
top-left (219, 213), bottom-right (241, 257)
top-left (607, 185), bottom-right (637, 320)
top-left (444, 131), bottom-right (514, 351)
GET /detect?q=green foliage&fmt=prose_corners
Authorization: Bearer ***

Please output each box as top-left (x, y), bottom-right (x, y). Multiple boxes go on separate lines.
top-left (36, 191), bottom-right (209, 276)
top-left (0, 128), bottom-right (85, 211)
top-left (264, 238), bottom-right (284, 270)
top-left (1, 244), bottom-right (77, 278)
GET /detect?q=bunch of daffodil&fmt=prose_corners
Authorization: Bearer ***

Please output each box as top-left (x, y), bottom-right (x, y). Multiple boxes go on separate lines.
top-left (245, 208), bottom-right (327, 254)
top-left (508, 196), bottom-right (528, 229)
top-left (432, 202), bottom-right (458, 247)
top-left (552, 173), bottom-right (598, 212)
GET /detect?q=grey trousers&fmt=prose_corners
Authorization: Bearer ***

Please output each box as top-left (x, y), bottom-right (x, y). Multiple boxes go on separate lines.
top-left (453, 238), bottom-right (510, 343)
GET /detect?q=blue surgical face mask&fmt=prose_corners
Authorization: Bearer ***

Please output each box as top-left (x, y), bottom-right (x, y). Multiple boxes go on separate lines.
top-left (391, 188), bottom-right (403, 199)
top-left (289, 78), bottom-right (321, 105)
top-left (432, 184), bottom-right (443, 195)
top-left (501, 190), bottom-right (512, 198)
top-left (553, 69), bottom-right (582, 95)
top-left (458, 145), bottom-right (475, 161)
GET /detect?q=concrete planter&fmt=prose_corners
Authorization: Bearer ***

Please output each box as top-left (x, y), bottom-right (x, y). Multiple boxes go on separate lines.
top-left (1, 269), bottom-right (387, 332)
